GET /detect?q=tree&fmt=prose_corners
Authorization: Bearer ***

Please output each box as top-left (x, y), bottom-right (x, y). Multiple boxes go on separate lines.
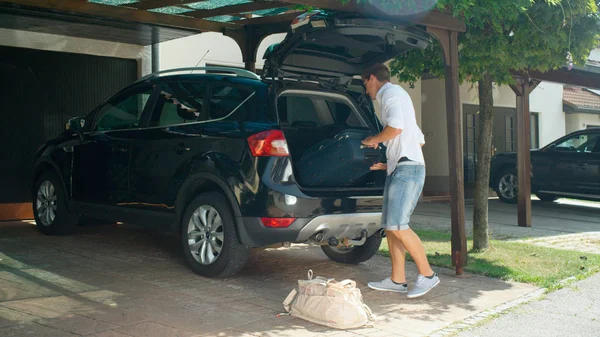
top-left (340, 0), bottom-right (599, 251)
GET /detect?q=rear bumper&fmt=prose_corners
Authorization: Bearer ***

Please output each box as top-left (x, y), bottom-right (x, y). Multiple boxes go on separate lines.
top-left (236, 212), bottom-right (381, 248)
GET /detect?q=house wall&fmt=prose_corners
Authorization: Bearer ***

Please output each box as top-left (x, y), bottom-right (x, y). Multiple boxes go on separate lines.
top-left (159, 32), bottom-right (286, 71)
top-left (530, 82), bottom-right (566, 146)
top-left (421, 79), bottom-right (450, 194)
top-left (0, 28), bottom-right (151, 76)
top-left (566, 113), bottom-right (600, 132)
top-left (589, 47), bottom-right (600, 63)
top-left (420, 79), bottom-right (565, 194)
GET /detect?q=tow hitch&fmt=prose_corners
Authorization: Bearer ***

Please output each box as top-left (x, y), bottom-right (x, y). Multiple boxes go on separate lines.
top-left (328, 229), bottom-right (368, 248)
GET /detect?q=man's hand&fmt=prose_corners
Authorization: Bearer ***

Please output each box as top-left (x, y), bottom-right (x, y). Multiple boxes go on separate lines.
top-left (370, 163), bottom-right (387, 171)
top-left (362, 136), bottom-right (380, 148)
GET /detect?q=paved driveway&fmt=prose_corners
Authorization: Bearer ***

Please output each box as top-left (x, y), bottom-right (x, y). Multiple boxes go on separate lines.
top-left (0, 218), bottom-right (537, 337)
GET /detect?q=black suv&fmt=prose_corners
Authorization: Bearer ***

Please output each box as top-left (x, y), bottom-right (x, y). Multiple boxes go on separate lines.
top-left (32, 12), bottom-right (431, 277)
top-left (490, 129), bottom-right (600, 204)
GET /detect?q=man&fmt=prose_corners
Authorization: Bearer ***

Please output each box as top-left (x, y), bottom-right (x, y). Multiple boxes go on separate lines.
top-left (361, 63), bottom-right (440, 299)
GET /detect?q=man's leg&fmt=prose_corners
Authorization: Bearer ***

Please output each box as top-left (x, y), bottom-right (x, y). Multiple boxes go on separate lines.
top-left (367, 175), bottom-right (408, 293)
top-left (386, 230), bottom-right (407, 283)
top-left (388, 229), bottom-right (433, 277)
top-left (386, 164), bottom-right (439, 298)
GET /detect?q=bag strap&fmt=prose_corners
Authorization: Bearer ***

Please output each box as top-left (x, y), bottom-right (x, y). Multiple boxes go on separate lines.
top-left (282, 288), bottom-right (298, 313)
top-left (362, 303), bottom-right (377, 324)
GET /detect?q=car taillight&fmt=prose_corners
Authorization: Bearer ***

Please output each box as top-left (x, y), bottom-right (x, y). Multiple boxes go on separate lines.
top-left (261, 217), bottom-right (296, 228)
top-left (247, 130), bottom-right (289, 157)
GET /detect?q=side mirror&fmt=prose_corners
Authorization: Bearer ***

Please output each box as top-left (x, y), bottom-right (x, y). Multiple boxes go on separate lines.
top-left (66, 117), bottom-right (85, 141)
top-left (66, 116), bottom-right (85, 132)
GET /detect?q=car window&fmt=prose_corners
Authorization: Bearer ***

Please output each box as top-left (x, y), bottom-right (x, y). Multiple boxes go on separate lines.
top-left (150, 82), bottom-right (208, 127)
top-left (278, 95), bottom-right (368, 129)
top-left (554, 133), bottom-right (599, 153)
top-left (208, 84), bottom-right (254, 122)
top-left (279, 96), bottom-right (322, 127)
top-left (93, 85), bottom-right (152, 132)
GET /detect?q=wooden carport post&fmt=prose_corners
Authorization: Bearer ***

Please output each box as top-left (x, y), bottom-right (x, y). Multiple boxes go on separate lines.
top-left (510, 76), bottom-right (539, 227)
top-left (226, 26), bottom-right (268, 73)
top-left (426, 28), bottom-right (468, 275)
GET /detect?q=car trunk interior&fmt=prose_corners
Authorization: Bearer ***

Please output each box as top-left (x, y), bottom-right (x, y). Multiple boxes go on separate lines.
top-left (276, 86), bottom-right (386, 191)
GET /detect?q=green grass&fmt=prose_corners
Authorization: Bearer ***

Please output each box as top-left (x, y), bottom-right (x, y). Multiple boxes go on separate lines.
top-left (378, 229), bottom-right (600, 289)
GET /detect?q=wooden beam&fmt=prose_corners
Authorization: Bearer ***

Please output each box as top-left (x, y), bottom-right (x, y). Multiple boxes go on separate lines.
top-left (427, 27), bottom-right (467, 275)
top-left (516, 68), bottom-right (600, 90)
top-left (509, 77), bottom-right (539, 228)
top-left (2, 0), bottom-right (235, 33)
top-left (186, 1), bottom-right (290, 19)
top-left (276, 0), bottom-right (466, 32)
top-left (127, 0), bottom-right (207, 11)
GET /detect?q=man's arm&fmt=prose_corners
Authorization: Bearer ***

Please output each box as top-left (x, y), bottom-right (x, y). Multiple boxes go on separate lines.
top-left (362, 93), bottom-right (406, 147)
top-left (362, 126), bottom-right (402, 146)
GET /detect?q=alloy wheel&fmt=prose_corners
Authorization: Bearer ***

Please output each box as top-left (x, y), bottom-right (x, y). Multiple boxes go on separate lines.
top-left (187, 205), bottom-right (224, 265)
top-left (499, 173), bottom-right (518, 200)
top-left (36, 180), bottom-right (57, 226)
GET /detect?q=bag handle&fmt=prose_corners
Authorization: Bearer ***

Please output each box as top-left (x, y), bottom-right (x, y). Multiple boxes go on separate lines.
top-left (327, 279), bottom-right (356, 288)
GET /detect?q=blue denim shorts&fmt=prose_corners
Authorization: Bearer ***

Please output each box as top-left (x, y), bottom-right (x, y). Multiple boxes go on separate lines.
top-left (381, 163), bottom-right (426, 231)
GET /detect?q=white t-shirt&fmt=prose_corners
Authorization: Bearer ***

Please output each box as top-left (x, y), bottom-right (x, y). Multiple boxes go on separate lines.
top-left (376, 82), bottom-right (426, 175)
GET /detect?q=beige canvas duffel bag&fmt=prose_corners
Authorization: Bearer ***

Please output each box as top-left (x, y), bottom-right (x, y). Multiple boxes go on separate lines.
top-left (282, 270), bottom-right (376, 329)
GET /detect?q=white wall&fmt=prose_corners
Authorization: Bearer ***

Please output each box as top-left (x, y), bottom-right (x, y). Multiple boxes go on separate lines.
top-left (566, 113), bottom-right (600, 132)
top-left (421, 79), bottom-right (449, 176)
top-left (530, 82), bottom-right (566, 146)
top-left (159, 32), bottom-right (286, 70)
top-left (589, 47), bottom-right (600, 63)
top-left (420, 79), bottom-right (566, 179)
top-left (460, 80), bottom-right (566, 146)
top-left (0, 28), bottom-right (150, 76)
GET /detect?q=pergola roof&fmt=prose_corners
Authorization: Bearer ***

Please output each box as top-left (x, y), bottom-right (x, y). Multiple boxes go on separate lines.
top-left (0, 0), bottom-right (465, 45)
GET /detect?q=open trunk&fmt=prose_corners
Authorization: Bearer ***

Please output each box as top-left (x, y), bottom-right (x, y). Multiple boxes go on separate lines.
top-left (263, 11), bottom-right (432, 195)
top-left (277, 85), bottom-right (387, 193)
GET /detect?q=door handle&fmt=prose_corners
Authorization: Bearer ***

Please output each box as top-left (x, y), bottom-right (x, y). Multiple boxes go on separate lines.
top-left (113, 147), bottom-right (128, 153)
top-left (175, 143), bottom-right (190, 154)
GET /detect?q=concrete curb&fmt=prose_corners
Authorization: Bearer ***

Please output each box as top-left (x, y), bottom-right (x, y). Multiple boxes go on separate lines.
top-left (428, 287), bottom-right (547, 337)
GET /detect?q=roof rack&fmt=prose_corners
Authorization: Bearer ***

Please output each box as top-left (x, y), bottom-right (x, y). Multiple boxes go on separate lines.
top-left (136, 66), bottom-right (261, 83)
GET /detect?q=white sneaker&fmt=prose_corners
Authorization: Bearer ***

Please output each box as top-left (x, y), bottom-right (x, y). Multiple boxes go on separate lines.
top-left (367, 277), bottom-right (408, 293)
top-left (407, 273), bottom-right (440, 299)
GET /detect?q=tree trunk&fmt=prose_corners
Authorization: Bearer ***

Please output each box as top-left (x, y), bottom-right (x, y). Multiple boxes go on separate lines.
top-left (472, 75), bottom-right (494, 251)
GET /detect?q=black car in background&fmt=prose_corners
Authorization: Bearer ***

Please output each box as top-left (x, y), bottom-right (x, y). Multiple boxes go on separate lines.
top-left (490, 129), bottom-right (600, 204)
top-left (31, 12), bottom-right (432, 277)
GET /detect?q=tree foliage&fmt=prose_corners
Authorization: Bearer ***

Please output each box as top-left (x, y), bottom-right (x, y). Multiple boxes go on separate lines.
top-left (387, 0), bottom-right (599, 86)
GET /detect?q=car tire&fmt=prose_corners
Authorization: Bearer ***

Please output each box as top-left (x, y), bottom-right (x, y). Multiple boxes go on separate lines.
top-left (536, 192), bottom-right (558, 202)
top-left (321, 234), bottom-right (382, 264)
top-left (495, 168), bottom-right (518, 204)
top-left (32, 171), bottom-right (77, 235)
top-left (180, 192), bottom-right (250, 278)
